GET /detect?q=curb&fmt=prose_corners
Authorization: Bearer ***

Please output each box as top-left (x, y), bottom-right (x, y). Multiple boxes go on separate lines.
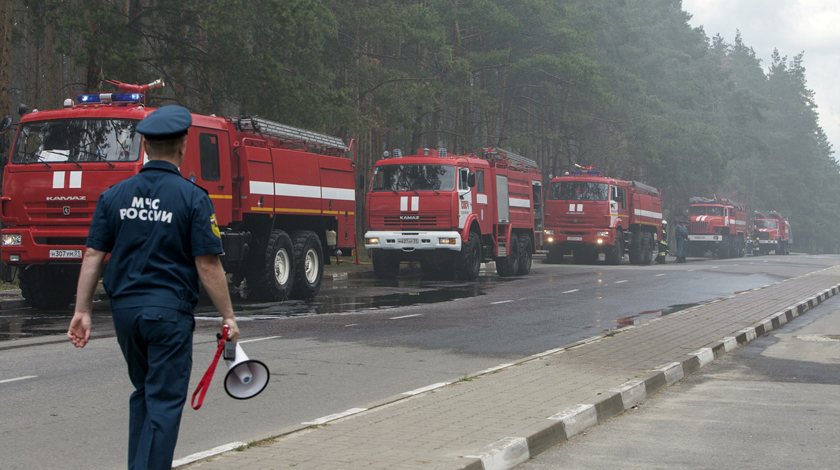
top-left (462, 283), bottom-right (840, 470)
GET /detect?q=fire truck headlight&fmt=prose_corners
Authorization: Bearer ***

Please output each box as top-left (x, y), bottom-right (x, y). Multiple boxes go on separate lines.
top-left (596, 231), bottom-right (610, 237)
top-left (439, 238), bottom-right (458, 245)
top-left (544, 229), bottom-right (554, 235)
top-left (365, 237), bottom-right (380, 245)
top-left (2, 234), bottom-right (21, 246)
top-left (546, 237), bottom-right (554, 243)
top-left (596, 239), bottom-right (603, 244)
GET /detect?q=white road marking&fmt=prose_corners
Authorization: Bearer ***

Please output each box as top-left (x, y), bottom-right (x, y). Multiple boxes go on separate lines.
top-left (239, 336), bottom-right (282, 344)
top-left (389, 314), bottom-right (423, 320)
top-left (490, 300), bottom-right (515, 305)
top-left (655, 274), bottom-right (666, 277)
top-left (302, 408), bottom-right (368, 425)
top-left (345, 324), bottom-right (358, 327)
top-left (562, 289), bottom-right (579, 294)
top-left (710, 266), bottom-right (720, 269)
top-left (172, 442), bottom-right (248, 468)
top-left (687, 269), bottom-right (696, 272)
top-left (615, 280), bottom-right (628, 284)
top-left (403, 382), bottom-right (451, 395)
top-left (0, 375), bottom-right (37, 385)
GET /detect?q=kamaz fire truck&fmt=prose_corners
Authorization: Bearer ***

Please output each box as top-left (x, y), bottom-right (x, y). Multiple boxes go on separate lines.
top-left (364, 147), bottom-right (543, 280)
top-left (0, 79), bottom-right (356, 309)
top-left (543, 168), bottom-right (662, 265)
top-left (686, 197), bottom-right (747, 258)
top-left (750, 211), bottom-right (792, 255)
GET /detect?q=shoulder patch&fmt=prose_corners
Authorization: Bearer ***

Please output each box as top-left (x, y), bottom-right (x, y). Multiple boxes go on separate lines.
top-left (210, 214), bottom-right (221, 238)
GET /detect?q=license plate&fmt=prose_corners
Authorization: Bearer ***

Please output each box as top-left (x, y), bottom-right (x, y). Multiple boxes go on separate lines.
top-left (398, 238), bottom-right (417, 244)
top-left (567, 236), bottom-right (583, 241)
top-left (49, 249), bottom-right (82, 259)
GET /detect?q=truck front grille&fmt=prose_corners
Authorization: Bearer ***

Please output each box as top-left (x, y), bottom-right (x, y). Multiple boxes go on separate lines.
top-left (382, 216), bottom-right (437, 227)
top-left (690, 222), bottom-right (709, 233)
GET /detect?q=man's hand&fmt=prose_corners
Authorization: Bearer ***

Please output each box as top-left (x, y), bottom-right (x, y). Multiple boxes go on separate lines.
top-left (223, 317), bottom-right (240, 343)
top-left (67, 312), bottom-right (92, 348)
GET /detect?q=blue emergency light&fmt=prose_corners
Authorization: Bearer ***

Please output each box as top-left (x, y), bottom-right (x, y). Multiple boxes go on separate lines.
top-left (75, 93), bottom-right (143, 105)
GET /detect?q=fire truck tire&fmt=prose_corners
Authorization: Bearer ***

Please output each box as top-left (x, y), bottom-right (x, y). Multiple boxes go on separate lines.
top-left (517, 235), bottom-right (533, 276)
top-left (628, 231), bottom-right (642, 264)
top-left (247, 230), bottom-right (295, 302)
top-left (641, 232), bottom-right (653, 265)
top-left (545, 246), bottom-right (564, 264)
top-left (19, 264), bottom-right (79, 310)
top-left (605, 230), bottom-right (624, 265)
top-left (372, 251), bottom-right (401, 279)
top-left (288, 230), bottom-right (324, 300)
top-left (456, 232), bottom-right (483, 281)
top-left (495, 233), bottom-right (520, 277)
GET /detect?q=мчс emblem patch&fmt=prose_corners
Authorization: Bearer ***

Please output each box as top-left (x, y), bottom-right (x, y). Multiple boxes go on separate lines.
top-left (210, 214), bottom-right (221, 238)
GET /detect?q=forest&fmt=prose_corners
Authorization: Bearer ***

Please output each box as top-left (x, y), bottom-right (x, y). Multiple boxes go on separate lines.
top-left (0, 0), bottom-right (837, 252)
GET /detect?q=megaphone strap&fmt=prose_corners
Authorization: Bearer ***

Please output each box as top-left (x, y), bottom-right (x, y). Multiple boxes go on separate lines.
top-left (191, 327), bottom-right (228, 410)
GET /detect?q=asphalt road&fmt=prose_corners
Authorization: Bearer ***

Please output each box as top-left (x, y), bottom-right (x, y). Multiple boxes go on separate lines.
top-left (1, 253), bottom-right (839, 469)
top-left (520, 286), bottom-right (840, 470)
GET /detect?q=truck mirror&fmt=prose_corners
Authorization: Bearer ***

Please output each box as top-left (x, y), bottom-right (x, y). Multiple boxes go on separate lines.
top-left (468, 172), bottom-right (476, 188)
top-left (0, 116), bottom-right (12, 134)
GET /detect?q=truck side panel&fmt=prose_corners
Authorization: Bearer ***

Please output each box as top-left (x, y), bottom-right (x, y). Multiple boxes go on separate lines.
top-left (242, 147), bottom-right (274, 215)
top-left (319, 155), bottom-right (356, 249)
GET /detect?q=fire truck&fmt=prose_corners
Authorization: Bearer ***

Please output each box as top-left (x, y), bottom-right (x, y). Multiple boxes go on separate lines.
top-left (0, 79), bottom-right (356, 309)
top-left (364, 147), bottom-right (543, 280)
top-left (686, 197), bottom-right (747, 258)
top-left (750, 211), bottom-right (792, 255)
top-left (543, 169), bottom-right (662, 265)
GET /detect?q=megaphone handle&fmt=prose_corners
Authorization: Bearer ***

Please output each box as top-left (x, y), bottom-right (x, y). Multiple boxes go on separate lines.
top-left (191, 335), bottom-right (226, 410)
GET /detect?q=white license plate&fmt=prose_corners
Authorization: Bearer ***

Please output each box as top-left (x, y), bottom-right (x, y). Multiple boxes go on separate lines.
top-left (567, 236), bottom-right (583, 241)
top-left (398, 238), bottom-right (417, 244)
top-left (49, 249), bottom-right (82, 259)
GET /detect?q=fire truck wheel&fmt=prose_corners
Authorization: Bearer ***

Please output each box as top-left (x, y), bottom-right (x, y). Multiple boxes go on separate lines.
top-left (456, 232), bottom-right (483, 281)
top-left (496, 233), bottom-right (520, 277)
top-left (545, 246), bottom-right (564, 264)
top-left (247, 230), bottom-right (295, 301)
top-left (605, 230), bottom-right (624, 265)
top-left (641, 232), bottom-right (653, 265)
top-left (628, 230), bottom-right (642, 264)
top-left (717, 235), bottom-right (731, 259)
top-left (19, 264), bottom-right (79, 310)
top-left (372, 251), bottom-right (401, 279)
top-left (517, 235), bottom-right (533, 276)
top-left (288, 230), bottom-right (324, 300)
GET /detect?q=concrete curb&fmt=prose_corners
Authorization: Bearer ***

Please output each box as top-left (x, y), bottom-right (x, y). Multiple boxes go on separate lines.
top-left (461, 282), bottom-right (840, 470)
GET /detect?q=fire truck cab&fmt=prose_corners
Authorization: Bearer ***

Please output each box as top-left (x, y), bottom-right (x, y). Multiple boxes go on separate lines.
top-left (1, 81), bottom-right (356, 309)
top-left (364, 147), bottom-right (543, 280)
top-left (751, 211), bottom-right (792, 255)
top-left (543, 170), bottom-right (662, 265)
top-left (686, 197), bottom-right (747, 259)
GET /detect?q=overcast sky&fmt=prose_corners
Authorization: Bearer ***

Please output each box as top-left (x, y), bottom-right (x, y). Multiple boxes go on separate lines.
top-left (682, 0), bottom-right (840, 157)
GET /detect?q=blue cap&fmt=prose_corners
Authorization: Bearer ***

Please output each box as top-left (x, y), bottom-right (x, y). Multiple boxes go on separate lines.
top-left (136, 105), bottom-right (192, 140)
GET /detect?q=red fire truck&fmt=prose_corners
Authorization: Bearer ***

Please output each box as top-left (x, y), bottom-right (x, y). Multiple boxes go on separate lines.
top-left (750, 211), bottom-right (792, 255)
top-left (0, 79), bottom-right (356, 309)
top-left (686, 197), bottom-right (747, 258)
top-left (543, 169), bottom-right (662, 265)
top-left (364, 147), bottom-right (543, 280)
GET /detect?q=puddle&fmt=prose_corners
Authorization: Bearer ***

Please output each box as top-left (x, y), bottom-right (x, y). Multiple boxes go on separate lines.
top-left (612, 302), bottom-right (707, 329)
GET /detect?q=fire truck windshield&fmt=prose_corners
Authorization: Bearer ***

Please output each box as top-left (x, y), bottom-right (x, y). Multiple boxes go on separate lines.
top-left (12, 118), bottom-right (142, 164)
top-left (754, 220), bottom-right (778, 229)
top-left (372, 164), bottom-right (456, 192)
top-left (690, 206), bottom-right (723, 216)
top-left (548, 181), bottom-right (608, 201)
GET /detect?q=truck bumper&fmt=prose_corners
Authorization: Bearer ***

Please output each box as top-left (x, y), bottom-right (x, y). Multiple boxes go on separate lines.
top-left (758, 240), bottom-right (780, 246)
top-left (364, 231), bottom-right (462, 252)
top-left (543, 228), bottom-right (614, 249)
top-left (1, 226), bottom-right (89, 264)
top-left (687, 234), bottom-right (723, 243)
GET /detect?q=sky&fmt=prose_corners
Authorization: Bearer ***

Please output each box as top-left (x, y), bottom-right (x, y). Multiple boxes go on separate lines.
top-left (682, 0), bottom-right (840, 156)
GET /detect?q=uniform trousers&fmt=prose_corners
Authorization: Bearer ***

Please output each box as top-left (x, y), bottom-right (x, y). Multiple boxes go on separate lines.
top-left (112, 306), bottom-right (194, 470)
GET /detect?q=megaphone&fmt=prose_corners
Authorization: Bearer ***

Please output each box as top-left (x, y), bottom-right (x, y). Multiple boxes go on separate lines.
top-left (223, 342), bottom-right (270, 400)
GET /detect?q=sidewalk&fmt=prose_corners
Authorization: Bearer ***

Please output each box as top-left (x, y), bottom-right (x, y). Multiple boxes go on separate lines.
top-left (182, 265), bottom-right (840, 470)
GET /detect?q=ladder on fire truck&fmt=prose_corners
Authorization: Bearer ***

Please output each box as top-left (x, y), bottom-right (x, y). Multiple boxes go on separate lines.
top-left (233, 116), bottom-right (349, 156)
top-left (481, 147), bottom-right (539, 171)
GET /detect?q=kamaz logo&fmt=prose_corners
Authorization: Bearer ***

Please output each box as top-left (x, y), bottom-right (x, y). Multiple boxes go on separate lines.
top-left (400, 215), bottom-right (420, 221)
top-left (46, 196), bottom-right (86, 201)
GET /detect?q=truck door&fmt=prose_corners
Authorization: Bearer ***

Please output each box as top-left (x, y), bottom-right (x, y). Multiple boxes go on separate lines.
top-left (184, 130), bottom-right (233, 226)
top-left (458, 167), bottom-right (472, 229)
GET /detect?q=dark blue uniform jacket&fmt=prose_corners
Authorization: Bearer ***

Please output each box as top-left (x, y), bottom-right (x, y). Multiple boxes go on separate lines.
top-left (86, 160), bottom-right (223, 313)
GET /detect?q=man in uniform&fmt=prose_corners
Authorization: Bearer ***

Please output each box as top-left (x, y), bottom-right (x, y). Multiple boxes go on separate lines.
top-left (655, 220), bottom-right (669, 264)
top-left (675, 219), bottom-right (689, 263)
top-left (67, 105), bottom-right (239, 470)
